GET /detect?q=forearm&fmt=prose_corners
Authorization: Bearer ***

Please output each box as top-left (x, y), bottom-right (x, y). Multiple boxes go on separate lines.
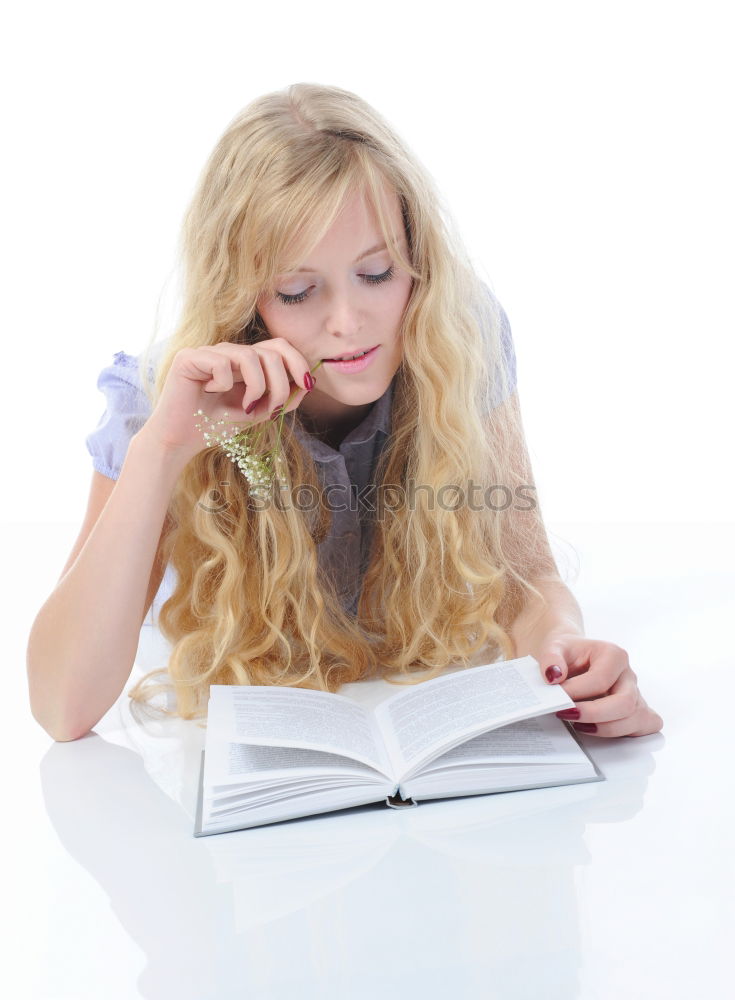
top-left (509, 576), bottom-right (585, 661)
top-left (26, 430), bottom-right (186, 742)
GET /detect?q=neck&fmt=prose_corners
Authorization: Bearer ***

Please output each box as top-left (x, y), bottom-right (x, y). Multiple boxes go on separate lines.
top-left (297, 389), bottom-right (374, 445)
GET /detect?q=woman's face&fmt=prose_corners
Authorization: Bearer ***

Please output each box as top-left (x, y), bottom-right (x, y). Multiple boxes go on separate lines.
top-left (256, 185), bottom-right (413, 432)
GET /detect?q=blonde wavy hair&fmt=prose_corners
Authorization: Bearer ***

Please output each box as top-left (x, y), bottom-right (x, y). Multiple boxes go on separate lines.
top-left (128, 82), bottom-right (559, 722)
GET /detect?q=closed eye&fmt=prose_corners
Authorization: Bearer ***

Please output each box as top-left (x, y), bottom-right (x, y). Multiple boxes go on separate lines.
top-left (275, 265), bottom-right (396, 306)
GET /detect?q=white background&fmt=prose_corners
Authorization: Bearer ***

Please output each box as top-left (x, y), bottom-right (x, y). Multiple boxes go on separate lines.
top-left (5, 4), bottom-right (734, 997)
top-left (4, 0), bottom-right (732, 529)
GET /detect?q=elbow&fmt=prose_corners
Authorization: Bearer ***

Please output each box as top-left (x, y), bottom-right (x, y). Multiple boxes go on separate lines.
top-left (45, 724), bottom-right (91, 743)
top-left (27, 644), bottom-right (92, 743)
top-left (26, 617), bottom-right (127, 743)
top-left (28, 696), bottom-right (93, 743)
top-left (46, 713), bottom-right (94, 742)
top-left (52, 728), bottom-right (93, 743)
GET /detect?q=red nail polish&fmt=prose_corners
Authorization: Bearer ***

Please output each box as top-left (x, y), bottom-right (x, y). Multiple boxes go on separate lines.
top-left (245, 400), bottom-right (257, 415)
top-left (545, 666), bottom-right (563, 683)
top-left (304, 372), bottom-right (315, 391)
top-left (574, 723), bottom-right (598, 733)
top-left (270, 406), bottom-right (283, 421)
top-left (556, 708), bottom-right (580, 720)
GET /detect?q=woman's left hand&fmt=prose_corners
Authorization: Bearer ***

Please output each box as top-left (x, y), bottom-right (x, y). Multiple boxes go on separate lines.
top-left (537, 634), bottom-right (664, 738)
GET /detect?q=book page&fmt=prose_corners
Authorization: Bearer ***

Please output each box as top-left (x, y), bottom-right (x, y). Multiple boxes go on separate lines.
top-left (372, 656), bottom-right (573, 779)
top-left (417, 714), bottom-right (592, 769)
top-left (207, 685), bottom-right (393, 780)
top-left (209, 742), bottom-right (392, 791)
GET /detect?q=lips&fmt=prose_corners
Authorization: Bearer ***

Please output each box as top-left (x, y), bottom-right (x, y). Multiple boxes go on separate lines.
top-left (325, 345), bottom-right (378, 362)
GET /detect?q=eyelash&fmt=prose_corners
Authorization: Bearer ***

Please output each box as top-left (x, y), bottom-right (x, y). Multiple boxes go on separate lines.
top-left (275, 265), bottom-right (396, 306)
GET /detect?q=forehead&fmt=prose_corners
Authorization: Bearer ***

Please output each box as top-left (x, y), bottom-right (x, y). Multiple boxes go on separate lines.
top-left (279, 184), bottom-right (404, 270)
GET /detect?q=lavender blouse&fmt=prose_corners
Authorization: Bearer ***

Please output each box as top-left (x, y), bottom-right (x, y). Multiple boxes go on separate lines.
top-left (85, 290), bottom-right (517, 624)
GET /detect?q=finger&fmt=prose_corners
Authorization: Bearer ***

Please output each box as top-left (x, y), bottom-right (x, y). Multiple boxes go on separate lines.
top-left (562, 637), bottom-right (611, 678)
top-left (176, 348), bottom-right (237, 392)
top-left (258, 348), bottom-right (294, 416)
top-left (626, 705), bottom-right (665, 737)
top-left (207, 343), bottom-right (267, 411)
top-left (569, 701), bottom-right (663, 738)
top-left (538, 635), bottom-right (607, 687)
top-left (537, 636), bottom-right (569, 686)
top-left (210, 340), bottom-right (316, 414)
top-left (556, 667), bottom-right (639, 725)
top-left (256, 336), bottom-right (318, 395)
top-left (559, 643), bottom-right (631, 701)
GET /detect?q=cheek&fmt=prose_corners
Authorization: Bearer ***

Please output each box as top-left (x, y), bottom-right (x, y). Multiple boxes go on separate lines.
top-left (255, 300), bottom-right (275, 335)
top-left (267, 316), bottom-right (309, 351)
top-left (258, 301), bottom-right (295, 341)
top-left (388, 275), bottom-right (413, 318)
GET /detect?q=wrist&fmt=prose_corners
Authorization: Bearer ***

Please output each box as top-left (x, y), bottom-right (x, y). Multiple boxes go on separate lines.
top-left (129, 424), bottom-right (193, 479)
top-left (518, 619), bottom-right (583, 663)
top-left (509, 579), bottom-right (585, 661)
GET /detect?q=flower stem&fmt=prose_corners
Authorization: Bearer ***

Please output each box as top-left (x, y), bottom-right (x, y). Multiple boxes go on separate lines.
top-left (194, 357), bottom-right (325, 494)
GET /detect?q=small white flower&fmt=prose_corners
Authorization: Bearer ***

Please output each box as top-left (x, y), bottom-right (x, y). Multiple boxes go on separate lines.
top-left (193, 408), bottom-right (283, 497)
top-left (193, 360), bottom-right (322, 499)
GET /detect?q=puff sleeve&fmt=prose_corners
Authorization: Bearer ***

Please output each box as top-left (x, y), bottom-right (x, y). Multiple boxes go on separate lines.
top-left (477, 282), bottom-right (518, 411)
top-left (85, 350), bottom-right (155, 480)
top-left (496, 301), bottom-right (518, 406)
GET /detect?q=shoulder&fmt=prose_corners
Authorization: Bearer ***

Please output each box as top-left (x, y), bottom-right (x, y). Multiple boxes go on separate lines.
top-left (476, 280), bottom-right (514, 342)
top-left (473, 280), bottom-right (517, 409)
top-left (97, 338), bottom-right (169, 392)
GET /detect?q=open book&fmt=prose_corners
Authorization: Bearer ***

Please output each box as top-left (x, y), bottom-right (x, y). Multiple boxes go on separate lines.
top-left (194, 654), bottom-right (604, 837)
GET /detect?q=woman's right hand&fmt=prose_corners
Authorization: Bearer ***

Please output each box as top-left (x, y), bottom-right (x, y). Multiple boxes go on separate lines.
top-left (137, 338), bottom-right (317, 465)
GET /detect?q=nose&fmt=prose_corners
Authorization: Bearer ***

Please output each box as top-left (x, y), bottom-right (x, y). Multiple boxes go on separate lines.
top-left (323, 285), bottom-right (362, 338)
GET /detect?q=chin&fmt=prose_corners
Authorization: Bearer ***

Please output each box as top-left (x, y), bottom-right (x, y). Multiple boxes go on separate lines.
top-left (336, 387), bottom-right (385, 405)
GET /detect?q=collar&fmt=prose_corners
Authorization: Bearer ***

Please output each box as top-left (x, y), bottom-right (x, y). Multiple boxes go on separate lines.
top-left (292, 375), bottom-right (395, 462)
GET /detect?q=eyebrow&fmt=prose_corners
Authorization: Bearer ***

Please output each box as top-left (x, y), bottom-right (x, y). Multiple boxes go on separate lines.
top-left (292, 241), bottom-right (388, 274)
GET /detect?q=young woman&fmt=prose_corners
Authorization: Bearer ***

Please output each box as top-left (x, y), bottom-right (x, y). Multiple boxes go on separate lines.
top-left (27, 83), bottom-right (663, 743)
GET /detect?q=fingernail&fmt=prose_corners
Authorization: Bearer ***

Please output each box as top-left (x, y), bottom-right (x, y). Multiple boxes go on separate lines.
top-left (545, 666), bottom-right (563, 683)
top-left (270, 406), bottom-right (283, 421)
top-left (245, 400), bottom-right (257, 415)
top-left (304, 372), bottom-right (315, 391)
top-left (574, 723), bottom-right (598, 733)
top-left (556, 708), bottom-right (580, 720)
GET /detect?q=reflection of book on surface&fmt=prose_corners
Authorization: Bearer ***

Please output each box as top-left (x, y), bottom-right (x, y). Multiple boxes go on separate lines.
top-left (193, 654), bottom-right (605, 837)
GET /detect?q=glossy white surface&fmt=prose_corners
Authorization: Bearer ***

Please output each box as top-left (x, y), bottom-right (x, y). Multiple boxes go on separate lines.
top-left (11, 522), bottom-right (734, 999)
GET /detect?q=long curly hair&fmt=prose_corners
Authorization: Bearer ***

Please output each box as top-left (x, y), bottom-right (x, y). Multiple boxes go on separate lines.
top-left (127, 82), bottom-right (559, 722)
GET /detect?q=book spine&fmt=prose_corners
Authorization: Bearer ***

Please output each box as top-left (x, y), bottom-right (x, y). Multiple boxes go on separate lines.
top-left (385, 788), bottom-right (418, 809)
